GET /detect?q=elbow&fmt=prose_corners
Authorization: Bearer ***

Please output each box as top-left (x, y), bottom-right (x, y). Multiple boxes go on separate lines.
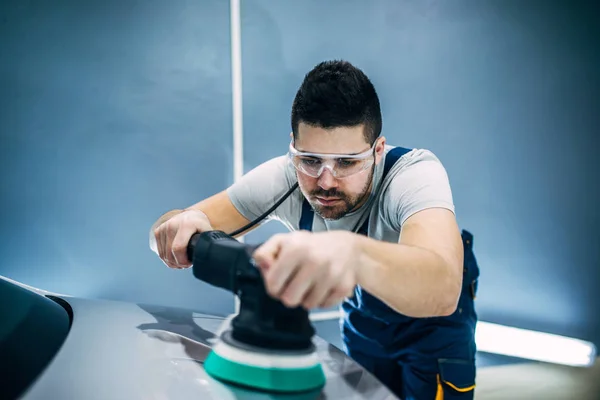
top-left (426, 259), bottom-right (462, 317)
top-left (436, 270), bottom-right (463, 317)
top-left (429, 295), bottom-right (459, 317)
top-left (436, 298), bottom-right (459, 317)
top-left (425, 296), bottom-right (458, 318)
top-left (375, 255), bottom-right (464, 318)
top-left (398, 288), bottom-right (461, 318)
top-left (404, 299), bottom-right (458, 318)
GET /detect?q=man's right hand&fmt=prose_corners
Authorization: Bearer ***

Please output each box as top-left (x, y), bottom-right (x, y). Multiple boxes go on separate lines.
top-left (151, 209), bottom-right (214, 269)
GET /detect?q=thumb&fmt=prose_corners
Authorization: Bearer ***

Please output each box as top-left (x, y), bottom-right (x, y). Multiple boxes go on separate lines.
top-left (252, 234), bottom-right (286, 270)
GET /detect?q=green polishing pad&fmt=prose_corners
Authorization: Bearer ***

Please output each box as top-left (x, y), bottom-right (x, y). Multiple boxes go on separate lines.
top-left (204, 341), bottom-right (326, 393)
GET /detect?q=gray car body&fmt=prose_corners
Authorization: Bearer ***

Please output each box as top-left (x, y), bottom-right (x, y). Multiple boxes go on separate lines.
top-left (4, 276), bottom-right (398, 400)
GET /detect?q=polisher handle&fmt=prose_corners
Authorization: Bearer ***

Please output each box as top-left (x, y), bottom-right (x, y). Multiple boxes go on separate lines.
top-left (186, 231), bottom-right (261, 293)
top-left (187, 232), bottom-right (201, 262)
top-left (187, 232), bottom-right (259, 265)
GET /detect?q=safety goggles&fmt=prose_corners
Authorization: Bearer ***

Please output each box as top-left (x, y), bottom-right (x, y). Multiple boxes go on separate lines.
top-left (287, 140), bottom-right (375, 179)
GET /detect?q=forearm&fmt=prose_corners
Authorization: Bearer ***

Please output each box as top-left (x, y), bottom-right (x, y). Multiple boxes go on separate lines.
top-left (355, 235), bottom-right (462, 318)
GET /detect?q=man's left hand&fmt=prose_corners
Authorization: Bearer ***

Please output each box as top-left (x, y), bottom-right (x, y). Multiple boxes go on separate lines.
top-left (252, 230), bottom-right (360, 310)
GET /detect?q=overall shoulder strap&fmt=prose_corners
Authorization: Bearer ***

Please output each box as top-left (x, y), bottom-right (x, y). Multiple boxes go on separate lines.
top-left (357, 146), bottom-right (412, 235)
top-left (299, 196), bottom-right (314, 231)
top-left (383, 146), bottom-right (412, 177)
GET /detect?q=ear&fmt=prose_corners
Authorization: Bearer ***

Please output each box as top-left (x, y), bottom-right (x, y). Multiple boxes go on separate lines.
top-left (374, 136), bottom-right (386, 165)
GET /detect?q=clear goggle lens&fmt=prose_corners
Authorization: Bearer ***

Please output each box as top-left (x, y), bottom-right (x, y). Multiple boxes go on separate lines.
top-left (287, 141), bottom-right (375, 179)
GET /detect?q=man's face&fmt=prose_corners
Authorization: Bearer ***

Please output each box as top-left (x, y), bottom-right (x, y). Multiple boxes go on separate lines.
top-left (292, 123), bottom-right (385, 220)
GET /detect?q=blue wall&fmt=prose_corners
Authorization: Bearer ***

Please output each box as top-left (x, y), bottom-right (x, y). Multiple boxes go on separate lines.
top-left (0, 0), bottom-right (236, 315)
top-left (1, 0), bottom-right (598, 351)
top-left (240, 0), bottom-right (600, 348)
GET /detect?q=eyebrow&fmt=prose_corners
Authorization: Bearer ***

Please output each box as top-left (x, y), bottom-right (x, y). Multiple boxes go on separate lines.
top-left (345, 148), bottom-right (371, 155)
top-left (295, 147), bottom-right (371, 156)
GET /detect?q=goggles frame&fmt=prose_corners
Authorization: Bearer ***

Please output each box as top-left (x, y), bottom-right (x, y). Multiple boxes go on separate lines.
top-left (287, 140), bottom-right (376, 179)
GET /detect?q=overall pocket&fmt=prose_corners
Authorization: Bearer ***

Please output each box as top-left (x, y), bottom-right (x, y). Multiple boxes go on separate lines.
top-left (435, 358), bottom-right (476, 399)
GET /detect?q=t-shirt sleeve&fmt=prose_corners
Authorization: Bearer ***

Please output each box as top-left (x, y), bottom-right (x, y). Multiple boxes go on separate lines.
top-left (226, 155), bottom-right (294, 224)
top-left (382, 149), bottom-right (455, 231)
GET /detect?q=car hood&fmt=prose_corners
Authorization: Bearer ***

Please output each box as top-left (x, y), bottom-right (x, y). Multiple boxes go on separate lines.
top-left (16, 285), bottom-right (397, 399)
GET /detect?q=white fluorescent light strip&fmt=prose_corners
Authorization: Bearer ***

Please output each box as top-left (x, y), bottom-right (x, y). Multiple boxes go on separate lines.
top-left (230, 0), bottom-right (243, 314)
top-left (310, 310), bottom-right (597, 367)
top-left (475, 321), bottom-right (596, 367)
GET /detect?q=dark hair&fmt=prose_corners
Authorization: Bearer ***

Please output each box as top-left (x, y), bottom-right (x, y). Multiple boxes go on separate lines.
top-left (291, 60), bottom-right (382, 145)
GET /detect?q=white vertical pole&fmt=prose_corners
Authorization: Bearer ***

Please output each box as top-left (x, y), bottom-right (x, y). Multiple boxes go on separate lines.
top-left (230, 0), bottom-right (243, 314)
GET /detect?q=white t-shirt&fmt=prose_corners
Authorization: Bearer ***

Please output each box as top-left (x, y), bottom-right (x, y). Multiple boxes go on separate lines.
top-left (226, 144), bottom-right (455, 242)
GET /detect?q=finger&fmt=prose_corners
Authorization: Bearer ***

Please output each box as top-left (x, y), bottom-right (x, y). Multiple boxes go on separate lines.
top-left (165, 222), bottom-right (181, 267)
top-left (171, 223), bottom-right (197, 268)
top-left (263, 240), bottom-right (303, 298)
top-left (319, 277), bottom-right (355, 308)
top-left (267, 256), bottom-right (301, 299)
top-left (157, 227), bottom-right (175, 268)
top-left (301, 271), bottom-right (332, 310)
top-left (159, 226), bottom-right (177, 268)
top-left (253, 234), bottom-right (285, 270)
top-left (154, 227), bottom-right (165, 260)
top-left (164, 260), bottom-right (181, 269)
top-left (280, 262), bottom-right (319, 308)
top-left (265, 243), bottom-right (305, 298)
top-left (150, 226), bottom-right (159, 254)
top-left (319, 291), bottom-right (344, 309)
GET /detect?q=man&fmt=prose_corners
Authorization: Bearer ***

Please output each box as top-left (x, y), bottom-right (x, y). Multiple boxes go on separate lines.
top-left (150, 60), bottom-right (479, 399)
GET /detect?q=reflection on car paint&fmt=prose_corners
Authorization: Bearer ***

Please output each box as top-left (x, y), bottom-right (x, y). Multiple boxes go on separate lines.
top-left (138, 303), bottom-right (399, 399)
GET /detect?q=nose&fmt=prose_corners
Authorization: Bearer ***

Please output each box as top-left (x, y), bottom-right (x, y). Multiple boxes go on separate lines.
top-left (317, 168), bottom-right (338, 190)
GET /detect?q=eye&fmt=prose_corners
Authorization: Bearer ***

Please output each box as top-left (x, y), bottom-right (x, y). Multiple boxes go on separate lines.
top-left (337, 159), bottom-right (358, 167)
top-left (300, 157), bottom-right (321, 166)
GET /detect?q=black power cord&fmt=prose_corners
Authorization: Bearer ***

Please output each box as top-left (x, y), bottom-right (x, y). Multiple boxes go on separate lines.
top-left (228, 182), bottom-right (299, 237)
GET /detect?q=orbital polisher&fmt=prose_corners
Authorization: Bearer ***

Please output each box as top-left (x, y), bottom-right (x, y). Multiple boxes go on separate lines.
top-left (187, 230), bottom-right (326, 393)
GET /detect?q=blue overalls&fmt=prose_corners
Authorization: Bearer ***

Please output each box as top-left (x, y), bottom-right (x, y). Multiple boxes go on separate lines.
top-left (299, 147), bottom-right (480, 400)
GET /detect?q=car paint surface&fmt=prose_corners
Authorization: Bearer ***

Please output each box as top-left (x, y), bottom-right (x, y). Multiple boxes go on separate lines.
top-left (7, 277), bottom-right (398, 400)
